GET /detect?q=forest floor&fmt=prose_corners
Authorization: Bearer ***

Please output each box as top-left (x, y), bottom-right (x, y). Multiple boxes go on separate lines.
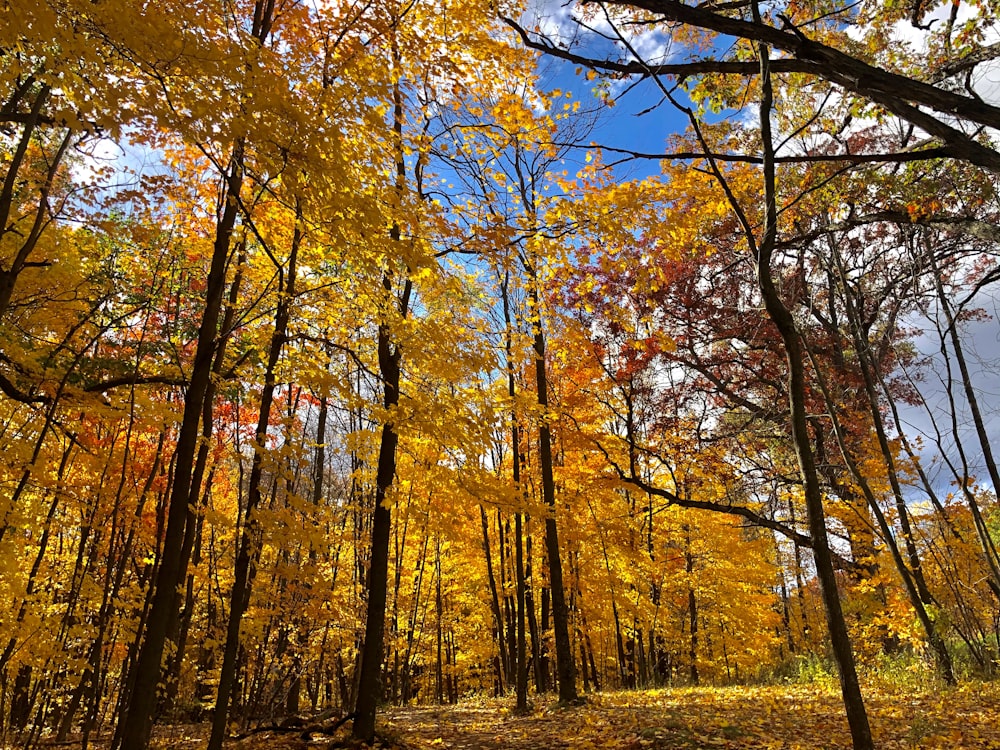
top-left (36, 682), bottom-right (1000, 749)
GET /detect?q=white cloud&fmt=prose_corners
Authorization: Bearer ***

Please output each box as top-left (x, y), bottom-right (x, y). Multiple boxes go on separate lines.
top-left (70, 136), bottom-right (123, 185)
top-left (847, 1), bottom-right (1000, 106)
top-left (523, 0), bottom-right (674, 65)
top-left (896, 288), bottom-right (1000, 497)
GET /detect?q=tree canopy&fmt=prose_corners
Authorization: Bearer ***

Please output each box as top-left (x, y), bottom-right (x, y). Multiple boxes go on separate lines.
top-left (3, 0), bottom-right (1000, 748)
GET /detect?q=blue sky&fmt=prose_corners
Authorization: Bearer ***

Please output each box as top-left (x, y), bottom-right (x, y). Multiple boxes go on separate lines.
top-left (517, 0), bottom-right (1000, 507)
top-left (524, 0), bottom-right (693, 180)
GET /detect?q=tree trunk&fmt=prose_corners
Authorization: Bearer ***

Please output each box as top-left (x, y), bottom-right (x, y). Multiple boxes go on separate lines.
top-left (117, 137), bottom-right (247, 750)
top-left (502, 268), bottom-right (530, 712)
top-left (352, 29), bottom-right (415, 740)
top-left (10, 666), bottom-right (31, 733)
top-left (686, 540), bottom-right (699, 686)
top-left (208, 211), bottom-right (300, 750)
top-left (480, 506), bottom-right (507, 692)
top-left (435, 539), bottom-right (444, 705)
top-left (514, 511), bottom-right (529, 710)
top-left (163, 241), bottom-right (248, 718)
top-left (750, 25), bottom-right (872, 749)
top-left (352, 272), bottom-right (409, 740)
top-left (525, 532), bottom-right (543, 694)
top-left (528, 277), bottom-right (577, 703)
top-left (929, 250), bottom-right (1000, 591)
top-left (734, 20), bottom-right (874, 750)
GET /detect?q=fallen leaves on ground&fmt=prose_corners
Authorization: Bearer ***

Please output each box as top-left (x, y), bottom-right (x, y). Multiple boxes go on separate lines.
top-left (35, 682), bottom-right (1000, 749)
top-left (381, 682), bottom-right (1000, 750)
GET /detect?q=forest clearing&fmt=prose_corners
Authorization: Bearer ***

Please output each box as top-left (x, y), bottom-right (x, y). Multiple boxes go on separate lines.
top-left (7, 0), bottom-right (1000, 747)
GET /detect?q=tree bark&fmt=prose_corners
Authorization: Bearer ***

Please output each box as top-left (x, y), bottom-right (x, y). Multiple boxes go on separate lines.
top-left (352, 28), bottom-right (414, 740)
top-left (750, 32), bottom-right (873, 750)
top-left (351, 274), bottom-right (407, 740)
top-left (685, 539), bottom-right (699, 686)
top-left (480, 506), bottom-right (507, 692)
top-left (117, 138), bottom-right (246, 750)
top-left (528, 277), bottom-right (577, 703)
top-left (208, 211), bottom-right (300, 750)
top-left (501, 269), bottom-right (530, 711)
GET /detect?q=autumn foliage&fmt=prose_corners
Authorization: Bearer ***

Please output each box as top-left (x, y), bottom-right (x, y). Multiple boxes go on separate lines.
top-left (3, 0), bottom-right (1000, 747)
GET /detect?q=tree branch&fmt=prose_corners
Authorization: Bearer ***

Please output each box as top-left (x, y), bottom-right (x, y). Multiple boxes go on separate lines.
top-left (594, 143), bottom-right (952, 165)
top-left (503, 16), bottom-right (815, 78)
top-left (779, 210), bottom-right (1000, 248)
top-left (597, 0), bottom-right (1000, 129)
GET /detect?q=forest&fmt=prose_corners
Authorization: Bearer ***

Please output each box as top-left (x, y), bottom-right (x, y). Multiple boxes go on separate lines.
top-left (4, 0), bottom-right (1000, 747)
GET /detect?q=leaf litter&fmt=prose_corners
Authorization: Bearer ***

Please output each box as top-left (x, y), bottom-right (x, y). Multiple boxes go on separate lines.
top-left (35, 683), bottom-right (1000, 750)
